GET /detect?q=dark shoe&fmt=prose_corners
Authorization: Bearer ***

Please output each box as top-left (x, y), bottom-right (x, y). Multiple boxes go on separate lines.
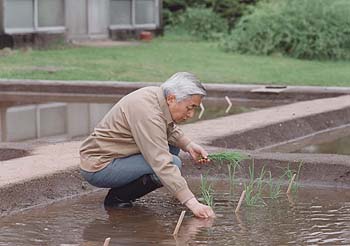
top-left (104, 189), bottom-right (133, 208)
top-left (103, 174), bottom-right (162, 208)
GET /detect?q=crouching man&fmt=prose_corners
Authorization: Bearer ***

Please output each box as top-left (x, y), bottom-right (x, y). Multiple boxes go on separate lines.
top-left (79, 72), bottom-right (215, 218)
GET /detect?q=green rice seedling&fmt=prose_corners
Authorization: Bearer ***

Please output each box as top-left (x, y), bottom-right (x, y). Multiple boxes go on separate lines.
top-left (208, 151), bottom-right (248, 191)
top-left (244, 181), bottom-right (266, 207)
top-left (244, 183), bottom-right (260, 206)
top-left (227, 163), bottom-right (238, 194)
top-left (282, 162), bottom-right (303, 193)
top-left (244, 161), bottom-right (266, 207)
top-left (267, 171), bottom-right (282, 199)
top-left (290, 162), bottom-right (303, 192)
top-left (200, 174), bottom-right (214, 207)
top-left (282, 165), bottom-right (295, 191)
top-left (253, 164), bottom-right (266, 200)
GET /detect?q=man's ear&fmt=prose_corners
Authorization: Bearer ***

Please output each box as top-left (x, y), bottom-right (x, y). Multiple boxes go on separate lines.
top-left (166, 94), bottom-right (177, 105)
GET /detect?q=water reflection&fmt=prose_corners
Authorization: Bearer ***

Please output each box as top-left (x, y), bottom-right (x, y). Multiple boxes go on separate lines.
top-left (182, 105), bottom-right (254, 124)
top-left (81, 205), bottom-right (215, 246)
top-left (1, 184), bottom-right (350, 245)
top-left (82, 206), bottom-right (171, 245)
top-left (294, 134), bottom-right (350, 155)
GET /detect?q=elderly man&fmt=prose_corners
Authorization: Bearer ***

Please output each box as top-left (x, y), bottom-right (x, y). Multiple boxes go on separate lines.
top-left (80, 72), bottom-right (215, 218)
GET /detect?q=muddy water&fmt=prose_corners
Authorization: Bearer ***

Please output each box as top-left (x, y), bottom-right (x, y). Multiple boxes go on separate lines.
top-left (183, 105), bottom-right (254, 124)
top-left (295, 135), bottom-right (350, 155)
top-left (1, 180), bottom-right (350, 245)
top-left (268, 124), bottom-right (350, 156)
top-left (183, 97), bottom-right (290, 124)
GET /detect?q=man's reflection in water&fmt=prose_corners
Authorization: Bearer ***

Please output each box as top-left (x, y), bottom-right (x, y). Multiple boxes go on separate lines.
top-left (81, 205), bottom-right (215, 246)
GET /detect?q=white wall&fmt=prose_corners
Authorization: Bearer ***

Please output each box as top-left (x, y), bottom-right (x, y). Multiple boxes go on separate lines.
top-left (65, 0), bottom-right (88, 39)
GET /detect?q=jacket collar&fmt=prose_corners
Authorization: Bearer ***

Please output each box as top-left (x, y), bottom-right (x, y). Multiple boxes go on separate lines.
top-left (157, 87), bottom-right (174, 125)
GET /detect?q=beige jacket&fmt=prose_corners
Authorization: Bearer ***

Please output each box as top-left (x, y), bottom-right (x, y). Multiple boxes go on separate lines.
top-left (80, 86), bottom-right (194, 204)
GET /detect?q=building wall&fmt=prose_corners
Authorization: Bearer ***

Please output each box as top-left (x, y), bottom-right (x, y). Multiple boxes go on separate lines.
top-left (65, 0), bottom-right (88, 40)
top-left (87, 0), bottom-right (109, 38)
top-left (1, 0), bottom-right (163, 45)
top-left (0, 0), bottom-right (14, 49)
top-left (158, 0), bottom-right (164, 36)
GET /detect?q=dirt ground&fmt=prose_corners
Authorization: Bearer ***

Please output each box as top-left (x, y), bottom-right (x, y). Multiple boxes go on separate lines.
top-left (0, 148), bottom-right (29, 161)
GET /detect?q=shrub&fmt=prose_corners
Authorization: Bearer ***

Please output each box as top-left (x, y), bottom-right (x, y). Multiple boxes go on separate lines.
top-left (211, 0), bottom-right (260, 30)
top-left (220, 0), bottom-right (350, 60)
top-left (175, 7), bottom-right (229, 41)
top-left (163, 0), bottom-right (261, 30)
top-left (163, 0), bottom-right (187, 26)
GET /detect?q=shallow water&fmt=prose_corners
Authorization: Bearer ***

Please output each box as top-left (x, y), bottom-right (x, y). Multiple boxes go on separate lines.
top-left (182, 105), bottom-right (254, 124)
top-left (295, 134), bottom-right (350, 156)
top-left (1, 180), bottom-right (350, 246)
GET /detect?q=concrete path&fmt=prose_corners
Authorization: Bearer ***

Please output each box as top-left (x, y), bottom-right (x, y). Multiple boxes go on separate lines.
top-left (0, 141), bottom-right (80, 187)
top-left (182, 95), bottom-right (350, 144)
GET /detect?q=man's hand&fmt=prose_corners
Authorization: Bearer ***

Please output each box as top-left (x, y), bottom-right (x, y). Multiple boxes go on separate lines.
top-left (185, 198), bottom-right (216, 218)
top-left (185, 142), bottom-right (210, 164)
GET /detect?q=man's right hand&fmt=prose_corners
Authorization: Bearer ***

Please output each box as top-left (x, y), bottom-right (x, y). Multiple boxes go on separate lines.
top-left (185, 197), bottom-right (216, 219)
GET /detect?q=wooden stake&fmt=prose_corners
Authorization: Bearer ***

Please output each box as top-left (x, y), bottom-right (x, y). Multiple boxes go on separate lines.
top-left (198, 103), bottom-right (205, 119)
top-left (103, 237), bottom-right (111, 246)
top-left (286, 192), bottom-right (295, 206)
top-left (287, 174), bottom-right (297, 194)
top-left (235, 190), bottom-right (246, 213)
top-left (173, 210), bottom-right (186, 235)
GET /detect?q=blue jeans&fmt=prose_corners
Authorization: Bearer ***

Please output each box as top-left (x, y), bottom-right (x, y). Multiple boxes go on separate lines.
top-left (81, 145), bottom-right (181, 188)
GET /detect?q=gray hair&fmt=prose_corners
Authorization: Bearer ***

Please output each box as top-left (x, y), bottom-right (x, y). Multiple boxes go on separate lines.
top-left (161, 72), bottom-right (207, 102)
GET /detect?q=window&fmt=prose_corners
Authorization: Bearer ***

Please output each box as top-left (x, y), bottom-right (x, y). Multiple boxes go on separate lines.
top-left (38, 0), bottom-right (64, 27)
top-left (110, 0), bottom-right (132, 25)
top-left (5, 0), bottom-right (65, 33)
top-left (135, 0), bottom-right (155, 25)
top-left (110, 0), bottom-right (158, 28)
top-left (5, 0), bottom-right (34, 29)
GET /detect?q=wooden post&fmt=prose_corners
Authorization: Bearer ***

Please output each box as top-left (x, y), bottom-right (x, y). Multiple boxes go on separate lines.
top-left (235, 190), bottom-right (246, 213)
top-left (287, 174), bottom-right (297, 194)
top-left (173, 210), bottom-right (186, 235)
top-left (103, 237), bottom-right (111, 246)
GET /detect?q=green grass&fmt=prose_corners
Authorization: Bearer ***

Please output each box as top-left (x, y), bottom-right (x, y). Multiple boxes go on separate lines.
top-left (0, 32), bottom-right (350, 86)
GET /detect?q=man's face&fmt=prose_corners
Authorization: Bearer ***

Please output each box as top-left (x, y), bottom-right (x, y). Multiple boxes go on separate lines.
top-left (167, 94), bottom-right (202, 123)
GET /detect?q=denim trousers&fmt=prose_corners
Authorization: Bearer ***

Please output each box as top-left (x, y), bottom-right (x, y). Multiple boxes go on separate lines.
top-left (80, 145), bottom-right (181, 188)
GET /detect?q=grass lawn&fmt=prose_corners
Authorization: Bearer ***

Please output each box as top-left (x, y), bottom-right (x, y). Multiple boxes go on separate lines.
top-left (0, 33), bottom-right (349, 86)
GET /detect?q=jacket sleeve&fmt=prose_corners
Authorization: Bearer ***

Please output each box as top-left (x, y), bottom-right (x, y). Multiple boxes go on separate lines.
top-left (125, 110), bottom-right (195, 204)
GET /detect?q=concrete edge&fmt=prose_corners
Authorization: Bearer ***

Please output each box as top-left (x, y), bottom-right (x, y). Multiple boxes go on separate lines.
top-left (210, 107), bottom-right (350, 150)
top-left (0, 80), bottom-right (350, 105)
top-left (0, 167), bottom-right (96, 217)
